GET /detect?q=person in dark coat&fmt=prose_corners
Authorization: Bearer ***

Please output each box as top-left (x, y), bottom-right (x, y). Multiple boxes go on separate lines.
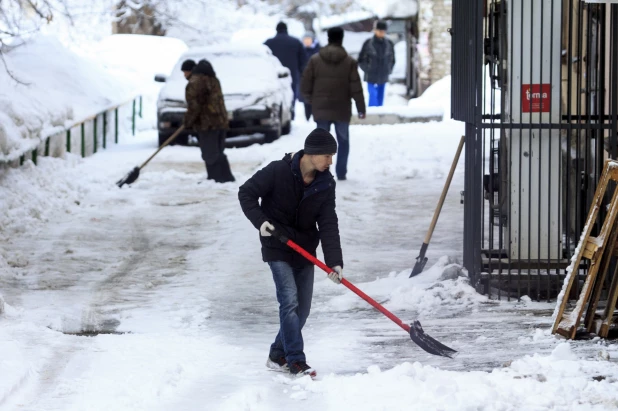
top-left (238, 128), bottom-right (344, 378)
top-left (357, 20), bottom-right (395, 107)
top-left (184, 59), bottom-right (235, 183)
top-left (264, 22), bottom-right (307, 119)
top-left (299, 31), bottom-right (321, 121)
top-left (300, 27), bottom-right (366, 181)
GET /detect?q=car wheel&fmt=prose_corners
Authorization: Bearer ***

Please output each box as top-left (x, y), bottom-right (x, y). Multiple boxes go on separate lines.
top-left (158, 132), bottom-right (171, 147)
top-left (159, 130), bottom-right (187, 147)
top-left (264, 125), bottom-right (281, 143)
top-left (282, 120), bottom-right (292, 135)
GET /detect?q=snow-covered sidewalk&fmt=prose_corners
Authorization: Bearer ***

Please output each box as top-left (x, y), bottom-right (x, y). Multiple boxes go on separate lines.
top-left (2, 120), bottom-right (618, 410)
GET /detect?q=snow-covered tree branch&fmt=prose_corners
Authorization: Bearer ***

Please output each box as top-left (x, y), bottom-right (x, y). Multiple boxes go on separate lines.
top-left (0, 0), bottom-right (61, 51)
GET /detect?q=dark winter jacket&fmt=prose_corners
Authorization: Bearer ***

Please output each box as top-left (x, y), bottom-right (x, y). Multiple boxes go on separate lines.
top-left (299, 42), bottom-right (321, 103)
top-left (238, 150), bottom-right (343, 269)
top-left (264, 32), bottom-right (307, 97)
top-left (184, 61), bottom-right (228, 131)
top-left (300, 44), bottom-right (366, 122)
top-left (358, 36), bottom-right (395, 84)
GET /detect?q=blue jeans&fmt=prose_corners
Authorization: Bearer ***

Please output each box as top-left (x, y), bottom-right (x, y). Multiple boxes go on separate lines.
top-left (268, 261), bottom-right (314, 364)
top-left (367, 82), bottom-right (386, 106)
top-left (315, 121), bottom-right (350, 179)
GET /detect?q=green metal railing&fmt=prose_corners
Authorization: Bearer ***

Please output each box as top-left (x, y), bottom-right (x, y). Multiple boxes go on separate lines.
top-left (6, 95), bottom-right (142, 167)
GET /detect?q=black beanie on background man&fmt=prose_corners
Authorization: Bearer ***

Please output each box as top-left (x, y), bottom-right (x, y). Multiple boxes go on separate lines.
top-left (304, 128), bottom-right (338, 155)
top-left (327, 27), bottom-right (344, 45)
top-left (181, 59), bottom-right (196, 72)
top-left (276, 22), bottom-right (288, 33)
top-left (376, 20), bottom-right (388, 31)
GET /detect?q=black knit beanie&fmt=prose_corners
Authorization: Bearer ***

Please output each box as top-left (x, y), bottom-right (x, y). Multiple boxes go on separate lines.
top-left (181, 59), bottom-right (196, 72)
top-left (304, 128), bottom-right (337, 155)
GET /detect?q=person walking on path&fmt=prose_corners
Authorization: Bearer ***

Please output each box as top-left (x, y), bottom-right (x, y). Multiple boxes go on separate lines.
top-left (300, 27), bottom-right (366, 181)
top-left (184, 59), bottom-right (235, 183)
top-left (358, 20), bottom-right (395, 107)
top-left (299, 31), bottom-right (321, 121)
top-left (264, 22), bottom-right (307, 119)
top-left (238, 128), bottom-right (345, 378)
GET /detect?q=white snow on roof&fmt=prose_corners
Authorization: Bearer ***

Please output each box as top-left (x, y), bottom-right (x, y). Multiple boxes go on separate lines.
top-left (318, 0), bottom-right (418, 30)
top-left (317, 11), bottom-right (376, 30)
top-left (361, 0), bottom-right (419, 19)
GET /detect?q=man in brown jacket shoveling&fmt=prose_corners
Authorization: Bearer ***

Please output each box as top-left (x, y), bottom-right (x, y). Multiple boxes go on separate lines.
top-left (184, 59), bottom-right (235, 183)
top-left (300, 27), bottom-right (366, 181)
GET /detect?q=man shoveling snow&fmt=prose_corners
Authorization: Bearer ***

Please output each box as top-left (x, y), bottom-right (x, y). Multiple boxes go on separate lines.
top-left (238, 128), bottom-right (344, 379)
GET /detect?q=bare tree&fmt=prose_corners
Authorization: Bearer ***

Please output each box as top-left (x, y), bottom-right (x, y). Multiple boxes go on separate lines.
top-left (114, 0), bottom-right (167, 35)
top-left (0, 0), bottom-right (75, 53)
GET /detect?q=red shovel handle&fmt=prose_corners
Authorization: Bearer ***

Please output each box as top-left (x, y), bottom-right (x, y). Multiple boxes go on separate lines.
top-left (273, 230), bottom-right (411, 333)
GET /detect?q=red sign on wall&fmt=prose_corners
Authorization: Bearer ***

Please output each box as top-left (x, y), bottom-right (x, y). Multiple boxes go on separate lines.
top-left (522, 84), bottom-right (551, 113)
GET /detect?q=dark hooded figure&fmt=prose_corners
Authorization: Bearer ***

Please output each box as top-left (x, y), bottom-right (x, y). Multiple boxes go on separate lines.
top-left (264, 22), bottom-right (307, 118)
top-left (184, 59), bottom-right (235, 183)
top-left (300, 27), bottom-right (366, 181)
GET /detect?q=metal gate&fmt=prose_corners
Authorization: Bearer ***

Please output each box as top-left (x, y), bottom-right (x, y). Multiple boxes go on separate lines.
top-left (453, 0), bottom-right (618, 301)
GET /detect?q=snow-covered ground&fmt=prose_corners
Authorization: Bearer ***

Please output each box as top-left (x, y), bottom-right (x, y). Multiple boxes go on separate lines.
top-left (2, 10), bottom-right (618, 408)
top-left (2, 116), bottom-right (618, 409)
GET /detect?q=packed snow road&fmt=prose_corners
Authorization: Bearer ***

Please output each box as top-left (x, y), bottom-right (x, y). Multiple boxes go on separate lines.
top-left (2, 121), bottom-right (618, 410)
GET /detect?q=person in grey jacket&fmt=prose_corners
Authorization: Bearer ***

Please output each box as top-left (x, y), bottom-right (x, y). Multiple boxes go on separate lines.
top-left (357, 20), bottom-right (395, 107)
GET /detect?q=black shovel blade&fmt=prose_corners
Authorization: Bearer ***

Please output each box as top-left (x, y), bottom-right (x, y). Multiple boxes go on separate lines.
top-left (116, 166), bottom-right (140, 188)
top-left (409, 257), bottom-right (428, 278)
top-left (409, 320), bottom-right (457, 358)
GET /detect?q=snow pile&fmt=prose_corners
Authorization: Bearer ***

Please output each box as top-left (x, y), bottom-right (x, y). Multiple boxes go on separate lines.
top-left (0, 35), bottom-right (135, 161)
top-left (85, 34), bottom-right (189, 131)
top-left (518, 328), bottom-right (556, 345)
top-left (408, 75), bottom-right (451, 120)
top-left (0, 156), bottom-right (89, 239)
top-left (318, 256), bottom-right (487, 318)
top-left (279, 343), bottom-right (618, 410)
top-left (87, 34), bottom-right (188, 83)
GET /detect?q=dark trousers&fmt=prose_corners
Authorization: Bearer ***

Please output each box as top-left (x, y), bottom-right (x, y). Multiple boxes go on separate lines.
top-left (303, 103), bottom-right (312, 121)
top-left (291, 81), bottom-right (299, 120)
top-left (197, 129), bottom-right (235, 183)
top-left (315, 120), bottom-right (350, 180)
top-left (268, 261), bottom-right (314, 365)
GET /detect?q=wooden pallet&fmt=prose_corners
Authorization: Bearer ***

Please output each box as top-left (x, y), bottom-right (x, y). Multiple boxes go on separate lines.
top-left (584, 224), bottom-right (618, 336)
top-left (552, 160), bottom-right (618, 339)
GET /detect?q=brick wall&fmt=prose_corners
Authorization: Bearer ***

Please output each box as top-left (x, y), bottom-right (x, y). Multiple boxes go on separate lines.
top-left (429, 0), bottom-right (452, 83)
top-left (419, 0), bottom-right (452, 90)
